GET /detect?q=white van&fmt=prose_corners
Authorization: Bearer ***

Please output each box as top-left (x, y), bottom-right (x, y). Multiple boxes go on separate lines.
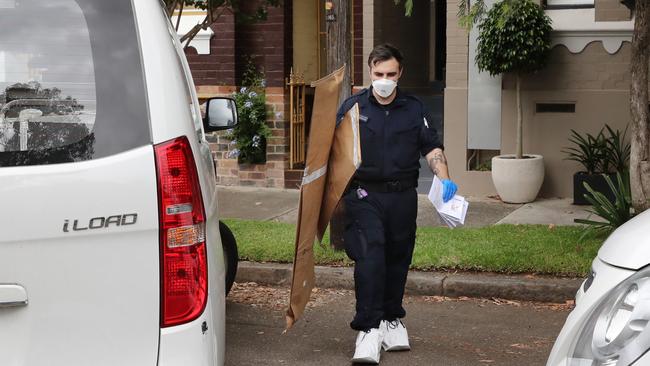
top-left (0, 0), bottom-right (238, 365)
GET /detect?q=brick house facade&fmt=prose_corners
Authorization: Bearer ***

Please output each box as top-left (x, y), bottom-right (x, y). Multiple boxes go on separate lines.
top-left (183, 0), bottom-right (642, 198)
top-left (184, 0), bottom-right (363, 189)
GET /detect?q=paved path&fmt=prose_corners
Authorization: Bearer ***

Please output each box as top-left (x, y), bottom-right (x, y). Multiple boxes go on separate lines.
top-left (225, 283), bottom-right (570, 366)
top-left (217, 186), bottom-right (523, 228)
top-left (217, 185), bottom-right (594, 228)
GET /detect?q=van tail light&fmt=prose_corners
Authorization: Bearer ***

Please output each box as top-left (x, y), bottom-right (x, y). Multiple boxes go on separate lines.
top-left (154, 136), bottom-right (208, 328)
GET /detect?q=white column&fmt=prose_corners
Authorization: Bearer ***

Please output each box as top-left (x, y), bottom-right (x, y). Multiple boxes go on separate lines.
top-left (467, 0), bottom-right (502, 150)
top-left (362, 0), bottom-right (374, 87)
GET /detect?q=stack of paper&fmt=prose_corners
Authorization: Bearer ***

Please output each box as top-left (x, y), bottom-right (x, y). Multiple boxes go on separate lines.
top-left (427, 176), bottom-right (468, 228)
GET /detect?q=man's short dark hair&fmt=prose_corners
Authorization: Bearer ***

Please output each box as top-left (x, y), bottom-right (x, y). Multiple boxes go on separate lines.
top-left (367, 44), bottom-right (404, 70)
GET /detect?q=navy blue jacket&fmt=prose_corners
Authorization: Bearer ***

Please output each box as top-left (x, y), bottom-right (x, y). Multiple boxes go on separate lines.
top-left (336, 87), bottom-right (443, 182)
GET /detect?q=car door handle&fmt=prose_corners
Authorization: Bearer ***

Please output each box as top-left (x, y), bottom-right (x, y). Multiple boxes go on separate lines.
top-left (0, 284), bottom-right (28, 308)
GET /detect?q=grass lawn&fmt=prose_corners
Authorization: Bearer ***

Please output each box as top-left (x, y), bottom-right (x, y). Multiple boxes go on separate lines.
top-left (223, 219), bottom-right (604, 277)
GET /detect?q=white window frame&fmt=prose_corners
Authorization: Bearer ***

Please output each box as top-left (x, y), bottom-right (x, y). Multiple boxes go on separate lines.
top-left (546, 0), bottom-right (594, 7)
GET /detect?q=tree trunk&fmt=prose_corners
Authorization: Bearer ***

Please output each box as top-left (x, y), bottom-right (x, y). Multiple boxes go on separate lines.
top-left (325, 0), bottom-right (351, 250)
top-left (630, 0), bottom-right (650, 213)
top-left (516, 72), bottom-right (523, 159)
top-left (326, 0), bottom-right (351, 104)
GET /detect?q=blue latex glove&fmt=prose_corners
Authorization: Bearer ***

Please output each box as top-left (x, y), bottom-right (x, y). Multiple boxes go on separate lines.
top-left (441, 179), bottom-right (458, 203)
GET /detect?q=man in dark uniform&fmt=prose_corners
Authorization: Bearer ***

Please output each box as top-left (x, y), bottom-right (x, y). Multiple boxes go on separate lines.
top-left (337, 44), bottom-right (457, 364)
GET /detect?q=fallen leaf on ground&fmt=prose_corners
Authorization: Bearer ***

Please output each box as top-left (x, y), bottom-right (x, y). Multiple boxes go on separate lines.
top-left (489, 298), bottom-right (521, 306)
top-left (228, 282), bottom-right (351, 311)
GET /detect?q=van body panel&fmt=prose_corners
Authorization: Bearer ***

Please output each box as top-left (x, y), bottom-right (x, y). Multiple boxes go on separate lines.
top-left (0, 146), bottom-right (160, 366)
top-left (158, 304), bottom-right (220, 366)
top-left (133, 0), bottom-right (199, 146)
top-left (132, 0), bottom-right (226, 363)
top-left (0, 0), bottom-right (227, 363)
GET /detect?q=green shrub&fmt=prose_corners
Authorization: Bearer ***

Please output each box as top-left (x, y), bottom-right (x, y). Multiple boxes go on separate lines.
top-left (604, 124), bottom-right (631, 174)
top-left (476, 0), bottom-right (553, 77)
top-left (563, 125), bottom-right (630, 175)
top-left (575, 172), bottom-right (636, 239)
top-left (227, 61), bottom-right (270, 164)
top-left (475, 0), bottom-right (552, 159)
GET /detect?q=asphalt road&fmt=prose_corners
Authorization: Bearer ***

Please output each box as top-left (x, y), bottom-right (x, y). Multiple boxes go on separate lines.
top-left (225, 283), bottom-right (571, 366)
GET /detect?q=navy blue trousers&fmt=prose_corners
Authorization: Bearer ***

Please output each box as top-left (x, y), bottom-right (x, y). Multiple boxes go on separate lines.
top-left (342, 188), bottom-right (418, 331)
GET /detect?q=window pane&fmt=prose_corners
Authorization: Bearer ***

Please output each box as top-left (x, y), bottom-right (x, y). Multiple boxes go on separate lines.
top-left (0, 0), bottom-right (149, 167)
top-left (0, 1), bottom-right (95, 154)
top-left (546, 0), bottom-right (594, 6)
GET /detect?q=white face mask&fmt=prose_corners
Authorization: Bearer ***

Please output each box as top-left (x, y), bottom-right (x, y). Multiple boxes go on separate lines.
top-left (371, 78), bottom-right (397, 99)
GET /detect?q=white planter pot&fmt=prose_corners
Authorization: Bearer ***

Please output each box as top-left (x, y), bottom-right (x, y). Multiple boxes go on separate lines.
top-left (491, 154), bottom-right (544, 203)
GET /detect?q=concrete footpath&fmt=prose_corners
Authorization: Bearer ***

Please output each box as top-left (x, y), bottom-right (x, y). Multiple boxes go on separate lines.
top-left (218, 186), bottom-right (595, 303)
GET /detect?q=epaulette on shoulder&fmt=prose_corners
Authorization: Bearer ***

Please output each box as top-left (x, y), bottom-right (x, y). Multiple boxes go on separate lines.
top-left (343, 88), bottom-right (367, 106)
top-left (352, 88), bottom-right (368, 97)
top-left (404, 94), bottom-right (428, 114)
top-left (404, 93), bottom-right (424, 105)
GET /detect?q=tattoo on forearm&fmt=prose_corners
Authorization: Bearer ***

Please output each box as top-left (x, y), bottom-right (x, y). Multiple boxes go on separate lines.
top-left (428, 151), bottom-right (447, 176)
top-left (427, 158), bottom-right (439, 175)
top-left (432, 152), bottom-right (447, 165)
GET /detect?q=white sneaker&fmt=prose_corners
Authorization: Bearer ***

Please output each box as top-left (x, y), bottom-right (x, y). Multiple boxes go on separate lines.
top-left (352, 328), bottom-right (384, 364)
top-left (381, 319), bottom-right (411, 351)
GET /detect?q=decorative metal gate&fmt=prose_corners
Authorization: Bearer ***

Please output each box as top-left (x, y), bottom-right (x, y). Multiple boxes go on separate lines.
top-left (287, 69), bottom-right (307, 169)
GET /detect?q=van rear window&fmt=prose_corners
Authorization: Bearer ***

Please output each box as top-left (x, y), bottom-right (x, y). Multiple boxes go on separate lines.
top-left (0, 0), bottom-right (149, 167)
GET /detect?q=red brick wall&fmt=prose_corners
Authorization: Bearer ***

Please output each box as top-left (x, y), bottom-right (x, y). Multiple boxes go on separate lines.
top-left (353, 0), bottom-right (364, 86)
top-left (190, 2), bottom-right (292, 189)
top-left (185, 13), bottom-right (236, 86)
top-left (208, 86), bottom-right (288, 188)
top-left (192, 1), bottom-right (368, 188)
top-left (235, 2), bottom-right (291, 88)
top-left (183, 1), bottom-right (294, 89)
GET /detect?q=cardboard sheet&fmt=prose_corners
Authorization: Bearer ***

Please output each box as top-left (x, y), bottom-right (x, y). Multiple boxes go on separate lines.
top-left (285, 66), bottom-right (361, 330)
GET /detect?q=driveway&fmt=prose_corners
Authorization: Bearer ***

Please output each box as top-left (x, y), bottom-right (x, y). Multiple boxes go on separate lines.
top-left (225, 283), bottom-right (571, 365)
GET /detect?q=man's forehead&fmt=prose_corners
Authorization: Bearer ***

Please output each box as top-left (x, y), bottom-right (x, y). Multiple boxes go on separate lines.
top-left (370, 58), bottom-right (400, 72)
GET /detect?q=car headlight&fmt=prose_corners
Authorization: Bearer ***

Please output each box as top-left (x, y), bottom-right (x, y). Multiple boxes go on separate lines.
top-left (569, 266), bottom-right (650, 366)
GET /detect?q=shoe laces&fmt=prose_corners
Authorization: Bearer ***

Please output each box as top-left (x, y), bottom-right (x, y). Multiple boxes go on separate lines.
top-left (386, 319), bottom-right (403, 330)
top-left (358, 328), bottom-right (374, 342)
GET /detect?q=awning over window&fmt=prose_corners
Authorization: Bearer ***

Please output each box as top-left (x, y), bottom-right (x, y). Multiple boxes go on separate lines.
top-left (547, 8), bottom-right (634, 54)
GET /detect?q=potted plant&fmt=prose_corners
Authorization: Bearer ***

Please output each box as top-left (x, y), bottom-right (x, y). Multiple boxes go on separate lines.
top-left (563, 124), bottom-right (630, 205)
top-left (575, 172), bottom-right (635, 240)
top-left (475, 0), bottom-right (553, 203)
